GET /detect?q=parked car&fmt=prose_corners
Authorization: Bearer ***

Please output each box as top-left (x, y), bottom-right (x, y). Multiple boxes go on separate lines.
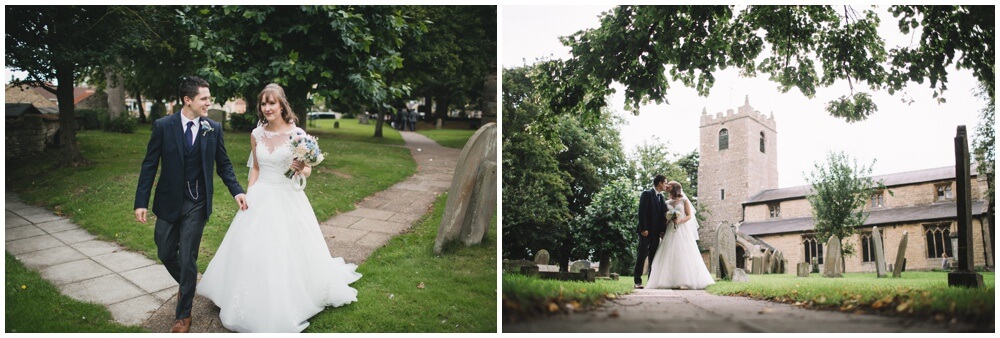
top-left (307, 112), bottom-right (340, 119)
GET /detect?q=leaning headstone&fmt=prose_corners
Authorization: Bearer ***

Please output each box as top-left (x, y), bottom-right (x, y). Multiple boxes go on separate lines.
top-left (534, 249), bottom-right (550, 265)
top-left (580, 268), bottom-right (597, 282)
top-left (823, 235), bottom-right (843, 278)
top-left (569, 261), bottom-right (591, 273)
top-left (731, 268), bottom-right (750, 283)
top-left (893, 231), bottom-right (909, 277)
top-left (762, 249), bottom-right (773, 274)
top-left (949, 126), bottom-right (985, 287)
top-left (872, 226), bottom-right (888, 278)
top-left (459, 160), bottom-right (497, 245)
top-left (610, 273), bottom-right (619, 281)
top-left (434, 123), bottom-right (498, 253)
top-left (770, 251), bottom-right (780, 274)
top-left (715, 223), bottom-right (737, 279)
top-left (796, 262), bottom-right (810, 277)
top-left (751, 256), bottom-right (763, 274)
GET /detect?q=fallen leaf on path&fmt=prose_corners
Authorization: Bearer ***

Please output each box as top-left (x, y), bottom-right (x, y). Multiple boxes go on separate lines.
top-left (547, 302), bottom-right (559, 312)
top-left (758, 307), bottom-right (774, 314)
top-left (609, 311), bottom-right (620, 318)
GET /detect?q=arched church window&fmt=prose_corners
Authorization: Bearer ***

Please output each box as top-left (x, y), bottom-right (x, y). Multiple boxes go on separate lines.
top-left (719, 129), bottom-right (729, 150)
top-left (760, 132), bottom-right (765, 153)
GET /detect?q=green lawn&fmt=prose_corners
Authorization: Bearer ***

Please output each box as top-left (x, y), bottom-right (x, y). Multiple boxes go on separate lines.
top-left (708, 271), bottom-right (994, 326)
top-left (306, 117), bottom-right (405, 145)
top-left (503, 271), bottom-right (994, 328)
top-left (6, 126), bottom-right (415, 272)
top-left (5, 253), bottom-right (147, 333)
top-left (308, 193), bottom-right (497, 332)
top-left (416, 129), bottom-right (477, 149)
top-left (502, 273), bottom-right (634, 324)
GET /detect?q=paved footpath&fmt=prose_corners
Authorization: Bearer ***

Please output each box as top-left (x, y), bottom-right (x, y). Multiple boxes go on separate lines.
top-left (504, 288), bottom-right (975, 333)
top-left (6, 130), bottom-right (460, 332)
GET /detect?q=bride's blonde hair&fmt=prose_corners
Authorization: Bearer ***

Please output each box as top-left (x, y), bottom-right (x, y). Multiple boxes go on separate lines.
top-left (257, 83), bottom-right (298, 125)
top-left (667, 181), bottom-right (684, 199)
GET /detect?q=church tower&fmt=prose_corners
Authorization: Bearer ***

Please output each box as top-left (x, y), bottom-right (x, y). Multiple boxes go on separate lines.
top-left (697, 96), bottom-right (778, 247)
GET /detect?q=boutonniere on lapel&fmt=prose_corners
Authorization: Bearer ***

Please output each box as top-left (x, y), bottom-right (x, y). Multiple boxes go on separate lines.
top-left (200, 120), bottom-right (214, 136)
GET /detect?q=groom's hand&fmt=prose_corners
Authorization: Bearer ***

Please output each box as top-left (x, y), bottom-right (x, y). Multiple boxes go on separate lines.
top-left (235, 193), bottom-right (248, 210)
top-left (135, 208), bottom-right (148, 224)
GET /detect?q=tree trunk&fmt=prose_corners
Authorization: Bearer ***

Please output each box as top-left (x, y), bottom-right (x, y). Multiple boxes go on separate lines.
top-left (434, 92), bottom-right (451, 122)
top-left (55, 63), bottom-right (89, 167)
top-left (286, 82), bottom-right (311, 132)
top-left (419, 95), bottom-right (432, 118)
top-left (105, 67), bottom-right (126, 120)
top-left (597, 252), bottom-right (611, 277)
top-left (136, 92), bottom-right (146, 123)
top-left (373, 105), bottom-right (385, 138)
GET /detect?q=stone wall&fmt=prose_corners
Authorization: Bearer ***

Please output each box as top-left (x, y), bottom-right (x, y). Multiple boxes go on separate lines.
top-left (756, 218), bottom-right (989, 273)
top-left (5, 115), bottom-right (58, 160)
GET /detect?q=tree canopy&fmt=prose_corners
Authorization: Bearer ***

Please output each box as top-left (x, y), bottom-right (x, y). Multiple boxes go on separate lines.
top-left (806, 151), bottom-right (888, 256)
top-left (539, 5), bottom-right (994, 124)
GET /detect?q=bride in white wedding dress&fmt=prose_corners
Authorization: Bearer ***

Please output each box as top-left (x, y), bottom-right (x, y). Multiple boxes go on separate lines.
top-left (197, 84), bottom-right (361, 332)
top-left (645, 181), bottom-right (715, 290)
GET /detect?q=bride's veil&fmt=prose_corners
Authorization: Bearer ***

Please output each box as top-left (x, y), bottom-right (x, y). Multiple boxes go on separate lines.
top-left (677, 185), bottom-right (700, 241)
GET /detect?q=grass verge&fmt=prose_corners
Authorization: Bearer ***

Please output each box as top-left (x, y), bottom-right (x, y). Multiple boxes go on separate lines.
top-left (306, 193), bottom-right (497, 332)
top-left (501, 273), bottom-right (634, 324)
top-left (707, 271), bottom-right (994, 329)
top-left (5, 253), bottom-right (147, 333)
top-left (415, 129), bottom-right (477, 149)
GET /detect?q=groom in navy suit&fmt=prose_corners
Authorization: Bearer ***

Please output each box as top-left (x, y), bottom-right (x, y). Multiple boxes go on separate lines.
top-left (634, 174), bottom-right (668, 289)
top-left (134, 76), bottom-right (246, 333)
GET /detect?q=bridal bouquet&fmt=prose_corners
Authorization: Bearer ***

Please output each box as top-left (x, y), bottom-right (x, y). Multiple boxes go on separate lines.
top-left (665, 209), bottom-right (681, 231)
top-left (284, 131), bottom-right (326, 179)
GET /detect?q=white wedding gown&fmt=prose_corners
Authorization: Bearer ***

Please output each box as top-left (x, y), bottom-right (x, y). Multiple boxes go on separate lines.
top-left (646, 197), bottom-right (715, 290)
top-left (198, 126), bottom-right (361, 332)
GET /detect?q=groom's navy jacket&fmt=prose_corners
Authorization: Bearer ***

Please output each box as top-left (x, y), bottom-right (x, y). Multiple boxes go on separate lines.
top-left (637, 188), bottom-right (666, 235)
top-left (134, 112), bottom-right (244, 223)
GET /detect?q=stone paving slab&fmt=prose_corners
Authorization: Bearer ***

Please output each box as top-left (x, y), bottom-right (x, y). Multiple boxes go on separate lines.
top-left (6, 224), bottom-right (46, 241)
top-left (7, 234), bottom-right (65, 255)
top-left (109, 295), bottom-right (163, 326)
top-left (324, 215), bottom-right (362, 228)
top-left (93, 251), bottom-right (156, 273)
top-left (22, 213), bottom-right (65, 224)
top-left (321, 226), bottom-right (369, 243)
top-left (70, 240), bottom-right (122, 257)
top-left (41, 259), bottom-right (114, 285)
top-left (35, 219), bottom-right (79, 234)
top-left (6, 214), bottom-right (31, 228)
top-left (14, 245), bottom-right (87, 269)
top-left (504, 289), bottom-right (966, 333)
top-left (50, 228), bottom-right (97, 244)
top-left (350, 218), bottom-right (410, 235)
top-left (120, 264), bottom-right (177, 293)
top-left (344, 208), bottom-right (396, 221)
top-left (59, 274), bottom-right (146, 305)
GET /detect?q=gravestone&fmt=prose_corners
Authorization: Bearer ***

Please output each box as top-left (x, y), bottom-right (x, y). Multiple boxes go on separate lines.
top-left (796, 262), bottom-right (810, 277)
top-left (872, 226), bottom-right (888, 278)
top-left (811, 257), bottom-right (819, 273)
top-left (762, 249), bottom-right (773, 274)
top-left (774, 251), bottom-right (785, 274)
top-left (569, 261), bottom-right (591, 273)
top-left (893, 231), bottom-right (909, 278)
top-left (709, 247), bottom-right (718, 278)
top-left (731, 268), bottom-right (750, 283)
top-left (459, 160), bottom-right (497, 245)
top-left (751, 256), bottom-right (763, 274)
top-left (436, 118), bottom-right (443, 130)
top-left (715, 223), bottom-right (737, 280)
top-left (823, 235), bottom-right (843, 278)
top-left (503, 259), bottom-right (536, 273)
top-left (434, 123), bottom-right (498, 253)
top-left (534, 249), bottom-right (550, 265)
top-left (949, 126), bottom-right (985, 287)
top-left (520, 265), bottom-right (539, 276)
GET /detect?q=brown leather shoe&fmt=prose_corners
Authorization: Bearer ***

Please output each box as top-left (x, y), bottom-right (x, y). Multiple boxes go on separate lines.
top-left (170, 317), bottom-right (191, 333)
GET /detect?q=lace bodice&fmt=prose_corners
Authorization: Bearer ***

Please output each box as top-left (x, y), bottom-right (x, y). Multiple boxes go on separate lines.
top-left (252, 126), bottom-right (302, 183)
top-left (666, 197), bottom-right (687, 219)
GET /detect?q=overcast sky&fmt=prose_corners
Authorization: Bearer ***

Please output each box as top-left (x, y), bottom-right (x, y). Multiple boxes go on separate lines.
top-left (502, 5), bottom-right (988, 189)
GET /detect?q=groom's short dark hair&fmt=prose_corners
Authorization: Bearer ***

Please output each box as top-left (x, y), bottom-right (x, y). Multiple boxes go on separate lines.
top-left (178, 76), bottom-right (209, 101)
top-left (653, 175), bottom-right (666, 187)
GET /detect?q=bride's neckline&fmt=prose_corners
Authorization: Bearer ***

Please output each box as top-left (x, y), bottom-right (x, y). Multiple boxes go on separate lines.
top-left (260, 123), bottom-right (297, 136)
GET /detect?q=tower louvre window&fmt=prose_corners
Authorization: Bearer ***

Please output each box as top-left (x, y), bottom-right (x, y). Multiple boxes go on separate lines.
top-left (760, 132), bottom-right (765, 153)
top-left (719, 129), bottom-right (729, 150)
